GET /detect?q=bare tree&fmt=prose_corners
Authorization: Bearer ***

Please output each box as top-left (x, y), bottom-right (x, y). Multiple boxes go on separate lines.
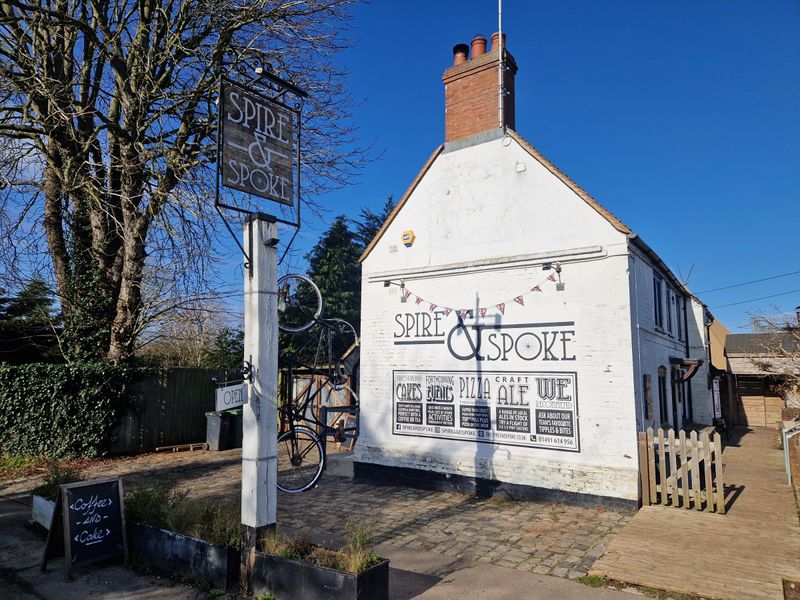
top-left (0, 0), bottom-right (366, 362)
top-left (749, 311), bottom-right (800, 409)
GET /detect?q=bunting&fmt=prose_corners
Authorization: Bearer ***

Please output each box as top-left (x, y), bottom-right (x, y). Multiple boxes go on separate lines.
top-left (393, 270), bottom-right (559, 320)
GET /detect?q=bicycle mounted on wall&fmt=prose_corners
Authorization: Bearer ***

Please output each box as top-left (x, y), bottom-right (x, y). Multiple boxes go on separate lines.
top-left (275, 274), bottom-right (360, 493)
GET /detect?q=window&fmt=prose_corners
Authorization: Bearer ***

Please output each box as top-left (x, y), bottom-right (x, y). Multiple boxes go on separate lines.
top-left (666, 289), bottom-right (673, 334)
top-left (653, 276), bottom-right (664, 329)
top-left (677, 297), bottom-right (684, 341)
top-left (643, 374), bottom-right (653, 420)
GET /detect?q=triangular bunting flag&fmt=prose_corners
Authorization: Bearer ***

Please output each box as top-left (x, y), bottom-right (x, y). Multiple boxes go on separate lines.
top-left (403, 289), bottom-right (412, 299)
top-left (479, 308), bottom-right (487, 318)
top-left (415, 296), bottom-right (423, 305)
top-left (428, 303), bottom-right (437, 312)
top-left (532, 285), bottom-right (542, 292)
top-left (496, 303), bottom-right (505, 315)
top-left (443, 307), bottom-right (452, 316)
top-left (547, 273), bottom-right (557, 282)
top-left (514, 296), bottom-right (525, 306)
top-left (458, 309), bottom-right (469, 320)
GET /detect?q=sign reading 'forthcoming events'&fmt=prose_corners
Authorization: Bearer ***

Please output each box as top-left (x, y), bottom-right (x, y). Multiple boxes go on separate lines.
top-left (393, 370), bottom-right (579, 452)
top-left (220, 81), bottom-right (296, 206)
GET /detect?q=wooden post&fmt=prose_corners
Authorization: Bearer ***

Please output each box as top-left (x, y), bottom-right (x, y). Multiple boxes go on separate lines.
top-left (647, 427), bottom-right (657, 504)
top-left (668, 428), bottom-right (678, 506)
top-left (241, 214), bottom-right (279, 588)
top-left (690, 430), bottom-right (701, 510)
top-left (638, 432), bottom-right (650, 506)
top-left (702, 430), bottom-right (713, 512)
top-left (679, 430), bottom-right (689, 509)
top-left (714, 433), bottom-right (725, 514)
top-left (658, 428), bottom-right (667, 505)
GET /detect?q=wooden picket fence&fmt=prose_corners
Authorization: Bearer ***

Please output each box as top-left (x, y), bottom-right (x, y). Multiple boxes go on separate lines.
top-left (638, 427), bottom-right (726, 514)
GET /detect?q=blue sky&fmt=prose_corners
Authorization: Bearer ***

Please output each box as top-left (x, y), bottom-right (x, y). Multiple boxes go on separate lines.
top-left (271, 0), bottom-right (800, 332)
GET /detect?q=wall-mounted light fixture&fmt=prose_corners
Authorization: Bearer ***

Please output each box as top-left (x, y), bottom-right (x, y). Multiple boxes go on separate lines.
top-left (546, 262), bottom-right (565, 291)
top-left (381, 279), bottom-right (408, 302)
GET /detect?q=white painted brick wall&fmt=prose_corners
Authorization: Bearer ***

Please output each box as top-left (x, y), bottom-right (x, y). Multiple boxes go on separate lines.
top-left (359, 136), bottom-right (642, 501)
top-left (627, 247), bottom-right (714, 430)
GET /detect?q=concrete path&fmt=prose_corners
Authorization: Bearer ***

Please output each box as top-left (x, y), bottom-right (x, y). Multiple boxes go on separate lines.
top-left (592, 427), bottom-right (800, 600)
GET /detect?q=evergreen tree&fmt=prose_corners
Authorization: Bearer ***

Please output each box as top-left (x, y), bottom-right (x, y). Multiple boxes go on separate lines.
top-left (200, 328), bottom-right (245, 370)
top-left (353, 196), bottom-right (395, 250)
top-left (307, 216), bottom-right (362, 332)
top-left (0, 279), bottom-right (61, 363)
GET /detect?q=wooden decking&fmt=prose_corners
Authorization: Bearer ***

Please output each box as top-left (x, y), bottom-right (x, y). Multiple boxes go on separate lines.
top-left (592, 427), bottom-right (800, 600)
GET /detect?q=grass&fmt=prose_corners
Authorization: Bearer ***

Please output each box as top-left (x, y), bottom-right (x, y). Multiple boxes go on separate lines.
top-left (125, 484), bottom-right (242, 549)
top-left (577, 575), bottom-right (606, 587)
top-left (259, 521), bottom-right (382, 575)
top-left (577, 574), bottom-right (723, 600)
top-left (0, 454), bottom-right (47, 481)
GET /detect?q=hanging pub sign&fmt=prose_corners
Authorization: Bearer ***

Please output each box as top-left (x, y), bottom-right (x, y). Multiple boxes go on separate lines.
top-left (41, 478), bottom-right (128, 579)
top-left (219, 80), bottom-right (299, 208)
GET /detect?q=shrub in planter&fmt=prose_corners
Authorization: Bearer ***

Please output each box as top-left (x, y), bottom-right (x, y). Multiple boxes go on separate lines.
top-left (31, 460), bottom-right (82, 529)
top-left (250, 525), bottom-right (389, 600)
top-left (124, 485), bottom-right (242, 590)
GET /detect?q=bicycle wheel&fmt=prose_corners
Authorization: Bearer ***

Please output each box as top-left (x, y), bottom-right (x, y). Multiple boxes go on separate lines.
top-left (277, 274), bottom-right (322, 333)
top-left (276, 426), bottom-right (325, 493)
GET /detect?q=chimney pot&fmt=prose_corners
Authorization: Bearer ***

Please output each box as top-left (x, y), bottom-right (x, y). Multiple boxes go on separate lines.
top-left (471, 35), bottom-right (487, 58)
top-left (452, 43), bottom-right (469, 66)
top-left (490, 31), bottom-right (506, 51)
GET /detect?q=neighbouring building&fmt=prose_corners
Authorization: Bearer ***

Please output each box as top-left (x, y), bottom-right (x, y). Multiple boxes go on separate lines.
top-left (723, 331), bottom-right (800, 428)
top-left (356, 33), bottom-right (721, 507)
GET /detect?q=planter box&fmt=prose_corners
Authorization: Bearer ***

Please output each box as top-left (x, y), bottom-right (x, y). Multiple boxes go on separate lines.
top-left (127, 522), bottom-right (239, 590)
top-left (251, 551), bottom-right (389, 600)
top-left (31, 495), bottom-right (55, 529)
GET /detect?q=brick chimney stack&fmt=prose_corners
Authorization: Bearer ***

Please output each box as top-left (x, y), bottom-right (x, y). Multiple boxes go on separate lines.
top-left (442, 32), bottom-right (518, 143)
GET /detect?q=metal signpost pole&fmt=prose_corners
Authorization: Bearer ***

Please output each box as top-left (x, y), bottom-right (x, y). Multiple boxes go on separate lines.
top-left (241, 212), bottom-right (278, 585)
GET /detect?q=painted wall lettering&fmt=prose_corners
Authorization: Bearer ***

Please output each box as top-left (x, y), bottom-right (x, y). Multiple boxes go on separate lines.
top-left (393, 370), bottom-right (579, 452)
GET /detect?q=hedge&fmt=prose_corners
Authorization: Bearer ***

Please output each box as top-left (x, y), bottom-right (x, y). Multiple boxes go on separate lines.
top-left (0, 363), bottom-right (145, 458)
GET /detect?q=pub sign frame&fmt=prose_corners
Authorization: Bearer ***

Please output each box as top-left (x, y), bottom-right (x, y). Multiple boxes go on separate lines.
top-left (216, 77), bottom-right (301, 228)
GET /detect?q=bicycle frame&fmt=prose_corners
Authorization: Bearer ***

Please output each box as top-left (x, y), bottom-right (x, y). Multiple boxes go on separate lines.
top-left (279, 317), bottom-right (359, 446)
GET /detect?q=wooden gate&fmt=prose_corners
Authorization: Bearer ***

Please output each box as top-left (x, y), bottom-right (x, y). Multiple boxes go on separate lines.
top-left (638, 427), bottom-right (725, 513)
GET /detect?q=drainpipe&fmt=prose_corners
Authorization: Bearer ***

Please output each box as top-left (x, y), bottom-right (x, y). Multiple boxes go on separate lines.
top-left (683, 297), bottom-right (693, 423)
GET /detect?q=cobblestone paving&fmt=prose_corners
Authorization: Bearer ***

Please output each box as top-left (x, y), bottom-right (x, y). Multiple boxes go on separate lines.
top-left (2, 448), bottom-right (631, 580)
top-left (287, 480), bottom-right (630, 580)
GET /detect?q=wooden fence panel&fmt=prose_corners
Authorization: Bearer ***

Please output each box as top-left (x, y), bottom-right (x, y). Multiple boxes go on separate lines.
top-left (110, 368), bottom-right (221, 454)
top-left (638, 426), bottom-right (725, 514)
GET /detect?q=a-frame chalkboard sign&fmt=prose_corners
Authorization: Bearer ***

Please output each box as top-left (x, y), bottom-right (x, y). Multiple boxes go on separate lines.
top-left (41, 477), bottom-right (128, 579)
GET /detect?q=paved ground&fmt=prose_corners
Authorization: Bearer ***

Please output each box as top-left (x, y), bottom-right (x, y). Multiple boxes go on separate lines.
top-left (2, 447), bottom-right (631, 581)
top-left (0, 446), bottom-right (641, 598)
top-left (0, 493), bottom-right (644, 600)
top-left (592, 427), bottom-right (800, 600)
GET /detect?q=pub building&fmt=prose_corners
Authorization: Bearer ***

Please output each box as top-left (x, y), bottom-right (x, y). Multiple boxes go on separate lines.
top-left (354, 32), bottom-right (721, 509)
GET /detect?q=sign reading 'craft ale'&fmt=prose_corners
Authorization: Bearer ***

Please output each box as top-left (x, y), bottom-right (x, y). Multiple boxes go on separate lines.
top-left (220, 81), bottom-right (296, 206)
